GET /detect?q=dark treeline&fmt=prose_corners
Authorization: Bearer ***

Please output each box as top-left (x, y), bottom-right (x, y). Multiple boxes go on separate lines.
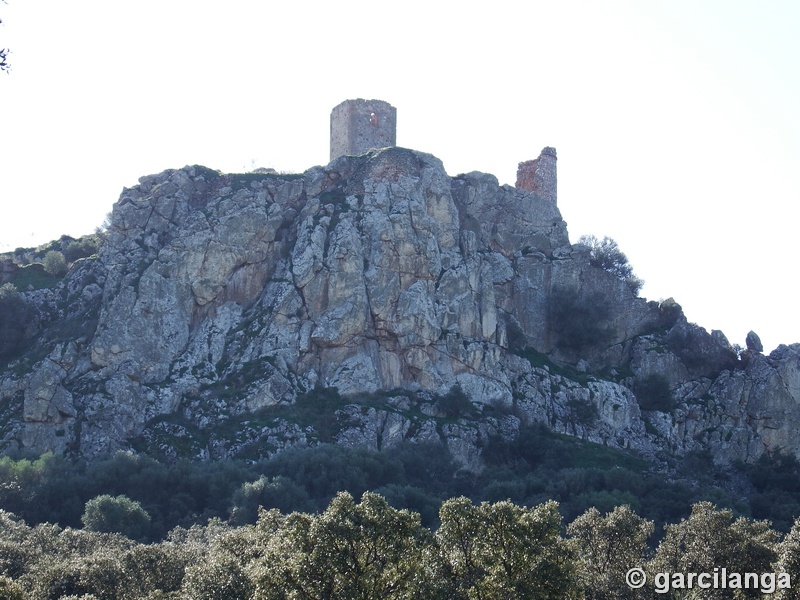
top-left (2, 424), bottom-right (799, 540)
top-left (1, 426), bottom-right (800, 597)
top-left (1, 492), bottom-right (800, 598)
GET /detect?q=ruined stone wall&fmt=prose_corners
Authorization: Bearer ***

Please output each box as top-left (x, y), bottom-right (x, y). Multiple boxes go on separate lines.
top-left (516, 147), bottom-right (557, 205)
top-left (330, 99), bottom-right (397, 161)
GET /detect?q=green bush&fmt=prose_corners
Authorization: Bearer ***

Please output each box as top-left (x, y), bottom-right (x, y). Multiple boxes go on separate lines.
top-left (42, 250), bottom-right (67, 276)
top-left (121, 543), bottom-right (189, 597)
top-left (29, 560), bottom-right (87, 599)
top-left (229, 475), bottom-right (312, 525)
top-left (578, 234), bottom-right (644, 295)
top-left (372, 484), bottom-right (442, 528)
top-left (63, 236), bottom-right (101, 262)
top-left (505, 317), bottom-right (528, 353)
top-left (438, 383), bottom-right (473, 418)
top-left (437, 497), bottom-right (579, 598)
top-left (567, 505), bottom-right (654, 599)
top-left (81, 495), bottom-right (151, 541)
top-left (181, 555), bottom-right (253, 600)
top-left (288, 492), bottom-right (437, 599)
top-left (0, 575), bottom-right (25, 600)
top-left (292, 386), bottom-right (348, 442)
top-left (651, 502), bottom-right (780, 594)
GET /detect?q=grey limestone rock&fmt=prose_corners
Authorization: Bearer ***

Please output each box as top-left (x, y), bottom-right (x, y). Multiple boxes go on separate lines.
top-left (2, 149), bottom-right (799, 470)
top-left (746, 330), bottom-right (764, 353)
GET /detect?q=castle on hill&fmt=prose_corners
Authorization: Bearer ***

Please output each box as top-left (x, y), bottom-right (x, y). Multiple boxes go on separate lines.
top-left (329, 98), bottom-right (557, 205)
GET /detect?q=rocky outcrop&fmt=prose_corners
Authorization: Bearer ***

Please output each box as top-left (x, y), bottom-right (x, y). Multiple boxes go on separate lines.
top-left (1, 147), bottom-right (799, 469)
top-left (746, 330), bottom-right (764, 353)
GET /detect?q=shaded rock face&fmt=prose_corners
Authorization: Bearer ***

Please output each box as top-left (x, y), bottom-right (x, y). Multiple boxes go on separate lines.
top-left (746, 330), bottom-right (764, 353)
top-left (2, 148), bottom-right (799, 468)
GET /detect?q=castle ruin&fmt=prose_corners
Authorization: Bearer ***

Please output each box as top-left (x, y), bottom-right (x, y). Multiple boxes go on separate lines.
top-left (329, 99), bottom-right (556, 205)
top-left (516, 147), bottom-right (557, 205)
top-left (330, 99), bottom-right (397, 161)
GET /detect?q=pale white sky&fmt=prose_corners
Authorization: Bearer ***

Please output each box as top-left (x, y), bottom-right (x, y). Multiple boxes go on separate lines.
top-left (1, 1), bottom-right (798, 353)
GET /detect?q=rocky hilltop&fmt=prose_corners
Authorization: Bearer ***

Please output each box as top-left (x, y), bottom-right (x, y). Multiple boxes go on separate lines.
top-left (1, 147), bottom-right (799, 468)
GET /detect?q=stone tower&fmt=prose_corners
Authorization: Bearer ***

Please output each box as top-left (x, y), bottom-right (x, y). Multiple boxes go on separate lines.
top-left (516, 147), bottom-right (557, 205)
top-left (330, 99), bottom-right (397, 161)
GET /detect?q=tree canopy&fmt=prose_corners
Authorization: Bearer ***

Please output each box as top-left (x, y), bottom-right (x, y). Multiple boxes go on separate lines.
top-left (0, 495), bottom-right (797, 598)
top-left (578, 234), bottom-right (644, 295)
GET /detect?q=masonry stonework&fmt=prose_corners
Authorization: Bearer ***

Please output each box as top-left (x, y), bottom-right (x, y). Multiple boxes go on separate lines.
top-left (330, 99), bottom-right (397, 161)
top-left (516, 147), bottom-right (557, 205)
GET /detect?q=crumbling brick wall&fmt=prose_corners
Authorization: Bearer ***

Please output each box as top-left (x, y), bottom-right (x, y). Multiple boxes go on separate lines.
top-left (516, 147), bottom-right (557, 205)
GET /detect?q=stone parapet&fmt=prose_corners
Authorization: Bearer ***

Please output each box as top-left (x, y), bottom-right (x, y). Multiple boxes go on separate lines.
top-left (516, 146), bottom-right (557, 205)
top-left (330, 99), bottom-right (397, 161)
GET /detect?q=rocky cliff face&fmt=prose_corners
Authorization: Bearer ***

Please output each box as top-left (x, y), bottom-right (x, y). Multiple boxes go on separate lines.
top-left (1, 147), bottom-right (799, 468)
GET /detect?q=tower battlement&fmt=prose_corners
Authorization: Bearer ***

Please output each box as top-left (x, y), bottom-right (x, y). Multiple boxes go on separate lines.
top-left (329, 100), bottom-right (556, 205)
top-left (330, 99), bottom-right (397, 161)
top-left (516, 147), bottom-right (557, 205)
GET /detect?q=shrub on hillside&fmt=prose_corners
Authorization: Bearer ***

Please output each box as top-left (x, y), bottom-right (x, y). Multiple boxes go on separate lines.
top-left (63, 235), bottom-right (102, 262)
top-left (229, 475), bottom-right (313, 525)
top-left (505, 317), bottom-right (528, 353)
top-left (578, 234), bottom-right (644, 295)
top-left (438, 383), bottom-right (473, 418)
top-left (42, 250), bottom-right (67, 276)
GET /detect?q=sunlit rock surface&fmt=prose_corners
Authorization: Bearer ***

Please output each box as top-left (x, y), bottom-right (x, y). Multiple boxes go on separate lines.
top-left (2, 148), bottom-right (799, 468)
